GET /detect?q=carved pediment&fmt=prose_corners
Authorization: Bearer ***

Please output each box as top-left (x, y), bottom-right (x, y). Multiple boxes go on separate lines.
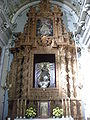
top-left (39, 0), bottom-right (51, 12)
top-left (12, 0), bottom-right (75, 50)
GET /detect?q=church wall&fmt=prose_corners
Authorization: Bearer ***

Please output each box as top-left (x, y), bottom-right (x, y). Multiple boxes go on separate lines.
top-left (0, 47), bottom-right (10, 120)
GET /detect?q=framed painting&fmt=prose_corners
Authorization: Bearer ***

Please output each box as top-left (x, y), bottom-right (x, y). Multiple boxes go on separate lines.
top-left (36, 18), bottom-right (53, 36)
top-left (38, 101), bottom-right (50, 118)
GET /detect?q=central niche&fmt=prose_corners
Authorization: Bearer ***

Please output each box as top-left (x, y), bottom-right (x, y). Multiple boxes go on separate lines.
top-left (34, 54), bottom-right (56, 88)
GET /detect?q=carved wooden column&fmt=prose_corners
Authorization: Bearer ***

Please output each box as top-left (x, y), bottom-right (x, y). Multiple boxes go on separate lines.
top-left (23, 99), bottom-right (27, 118)
top-left (71, 100), bottom-right (77, 119)
top-left (22, 56), bottom-right (29, 98)
top-left (28, 50), bottom-right (32, 88)
top-left (58, 49), bottom-right (61, 96)
top-left (66, 50), bottom-right (74, 98)
top-left (30, 8), bottom-right (36, 39)
top-left (22, 56), bottom-right (27, 98)
top-left (19, 99), bottom-right (22, 117)
top-left (54, 15), bottom-right (58, 37)
top-left (58, 14), bottom-right (63, 36)
top-left (60, 48), bottom-right (67, 97)
top-left (76, 100), bottom-right (83, 120)
top-left (71, 52), bottom-right (77, 97)
top-left (8, 60), bottom-right (16, 99)
top-left (28, 50), bottom-right (33, 99)
top-left (17, 99), bottom-right (19, 118)
top-left (62, 99), bottom-right (64, 117)
top-left (53, 6), bottom-right (58, 38)
top-left (16, 57), bottom-right (23, 98)
top-left (68, 98), bottom-right (71, 117)
top-left (65, 99), bottom-right (68, 117)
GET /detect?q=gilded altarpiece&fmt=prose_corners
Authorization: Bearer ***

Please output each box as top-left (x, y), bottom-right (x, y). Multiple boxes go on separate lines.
top-left (7, 0), bottom-right (83, 120)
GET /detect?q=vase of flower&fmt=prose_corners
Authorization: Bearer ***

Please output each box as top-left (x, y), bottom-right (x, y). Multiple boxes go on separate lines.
top-left (25, 106), bottom-right (36, 119)
top-left (52, 107), bottom-right (63, 118)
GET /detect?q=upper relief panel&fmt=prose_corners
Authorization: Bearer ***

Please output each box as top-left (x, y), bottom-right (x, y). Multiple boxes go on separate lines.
top-left (12, 1), bottom-right (78, 34)
top-left (14, 0), bottom-right (75, 48)
top-left (36, 18), bottom-right (53, 37)
top-left (24, 0), bottom-right (64, 38)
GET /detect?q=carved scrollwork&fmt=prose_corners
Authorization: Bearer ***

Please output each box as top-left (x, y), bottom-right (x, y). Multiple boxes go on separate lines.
top-left (37, 36), bottom-right (52, 47)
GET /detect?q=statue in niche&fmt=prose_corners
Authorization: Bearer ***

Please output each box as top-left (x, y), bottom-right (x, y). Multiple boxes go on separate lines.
top-left (35, 62), bottom-right (55, 88)
top-left (38, 63), bottom-right (50, 88)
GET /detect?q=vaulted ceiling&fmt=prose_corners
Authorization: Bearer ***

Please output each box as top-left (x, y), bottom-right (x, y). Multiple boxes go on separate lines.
top-left (1, 0), bottom-right (86, 19)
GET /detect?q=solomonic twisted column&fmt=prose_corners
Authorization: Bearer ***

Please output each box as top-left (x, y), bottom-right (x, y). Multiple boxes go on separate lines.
top-left (71, 53), bottom-right (77, 98)
top-left (60, 48), bottom-right (67, 97)
top-left (66, 51), bottom-right (74, 98)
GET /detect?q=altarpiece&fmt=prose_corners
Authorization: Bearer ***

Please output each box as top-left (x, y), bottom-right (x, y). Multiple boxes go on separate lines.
top-left (7, 0), bottom-right (83, 119)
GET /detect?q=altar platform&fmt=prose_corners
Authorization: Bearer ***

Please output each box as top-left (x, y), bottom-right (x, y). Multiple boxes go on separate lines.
top-left (14, 117), bottom-right (74, 120)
